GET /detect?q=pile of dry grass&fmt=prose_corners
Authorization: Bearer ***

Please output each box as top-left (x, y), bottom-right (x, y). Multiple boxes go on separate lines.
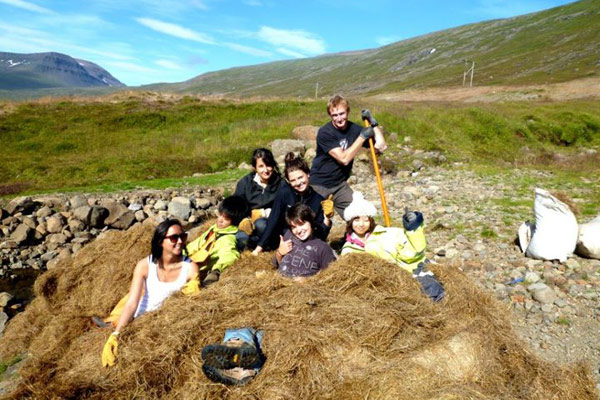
top-left (0, 222), bottom-right (596, 399)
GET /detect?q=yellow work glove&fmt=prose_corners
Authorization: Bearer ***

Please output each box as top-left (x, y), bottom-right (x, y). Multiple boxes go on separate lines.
top-left (321, 194), bottom-right (334, 219)
top-left (101, 332), bottom-right (119, 367)
top-left (181, 273), bottom-right (201, 296)
top-left (238, 217), bottom-right (254, 235)
top-left (250, 209), bottom-right (263, 223)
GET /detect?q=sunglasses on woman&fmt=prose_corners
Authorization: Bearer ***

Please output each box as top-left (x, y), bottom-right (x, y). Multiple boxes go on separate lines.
top-left (164, 233), bottom-right (188, 244)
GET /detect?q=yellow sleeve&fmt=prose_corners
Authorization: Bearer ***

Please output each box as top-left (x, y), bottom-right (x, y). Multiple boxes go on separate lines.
top-left (394, 225), bottom-right (426, 266)
top-left (405, 225), bottom-right (427, 254)
top-left (186, 229), bottom-right (211, 264)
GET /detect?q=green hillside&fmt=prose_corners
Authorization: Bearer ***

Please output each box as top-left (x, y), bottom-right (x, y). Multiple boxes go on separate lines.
top-left (1, 0), bottom-right (597, 100)
top-left (1, 97), bottom-right (598, 196)
top-left (145, 0), bottom-right (599, 97)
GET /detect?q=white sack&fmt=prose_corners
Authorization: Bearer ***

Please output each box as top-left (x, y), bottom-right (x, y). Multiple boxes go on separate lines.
top-left (576, 215), bottom-right (600, 259)
top-left (517, 221), bottom-right (534, 254)
top-left (524, 188), bottom-right (578, 262)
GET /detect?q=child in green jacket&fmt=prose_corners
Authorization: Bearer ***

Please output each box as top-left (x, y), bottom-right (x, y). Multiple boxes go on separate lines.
top-left (187, 195), bottom-right (248, 286)
top-left (341, 192), bottom-right (444, 302)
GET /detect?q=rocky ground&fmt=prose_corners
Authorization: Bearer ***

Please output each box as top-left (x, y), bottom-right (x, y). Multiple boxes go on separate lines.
top-left (348, 154), bottom-right (600, 392)
top-left (1, 140), bottom-right (599, 393)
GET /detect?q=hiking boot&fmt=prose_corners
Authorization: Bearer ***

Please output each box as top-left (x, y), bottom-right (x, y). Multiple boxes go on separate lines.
top-left (202, 270), bottom-right (220, 287)
top-left (91, 316), bottom-right (111, 329)
top-left (202, 364), bottom-right (256, 386)
top-left (201, 342), bottom-right (263, 370)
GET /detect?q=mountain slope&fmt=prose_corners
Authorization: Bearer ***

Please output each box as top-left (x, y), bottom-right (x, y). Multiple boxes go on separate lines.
top-left (146, 0), bottom-right (599, 97)
top-left (0, 52), bottom-right (125, 90)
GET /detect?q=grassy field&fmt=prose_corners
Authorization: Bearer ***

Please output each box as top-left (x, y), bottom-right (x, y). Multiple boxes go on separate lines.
top-left (1, 96), bottom-right (599, 198)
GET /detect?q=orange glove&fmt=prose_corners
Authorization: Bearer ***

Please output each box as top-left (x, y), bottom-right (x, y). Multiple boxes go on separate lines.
top-left (181, 273), bottom-right (201, 296)
top-left (250, 209), bottom-right (263, 223)
top-left (101, 332), bottom-right (119, 367)
top-left (238, 217), bottom-right (254, 235)
top-left (321, 194), bottom-right (334, 219)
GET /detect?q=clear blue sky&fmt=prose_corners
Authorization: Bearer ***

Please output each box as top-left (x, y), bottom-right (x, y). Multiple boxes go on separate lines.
top-left (0, 0), bottom-right (576, 86)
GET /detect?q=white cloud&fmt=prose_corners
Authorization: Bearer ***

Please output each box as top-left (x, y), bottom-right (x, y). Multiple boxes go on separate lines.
top-left (0, 23), bottom-right (133, 61)
top-left (223, 42), bottom-right (272, 57)
top-left (41, 14), bottom-right (110, 27)
top-left (276, 47), bottom-right (305, 58)
top-left (257, 26), bottom-right (325, 55)
top-left (155, 59), bottom-right (182, 69)
top-left (375, 35), bottom-right (401, 46)
top-left (0, 0), bottom-right (53, 14)
top-left (105, 61), bottom-right (160, 74)
top-left (136, 17), bottom-right (216, 44)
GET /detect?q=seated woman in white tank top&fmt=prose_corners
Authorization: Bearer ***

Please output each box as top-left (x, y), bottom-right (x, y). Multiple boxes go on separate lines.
top-left (101, 219), bottom-right (199, 367)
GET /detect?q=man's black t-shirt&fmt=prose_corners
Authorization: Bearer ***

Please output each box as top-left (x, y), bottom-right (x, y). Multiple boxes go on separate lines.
top-left (310, 121), bottom-right (367, 188)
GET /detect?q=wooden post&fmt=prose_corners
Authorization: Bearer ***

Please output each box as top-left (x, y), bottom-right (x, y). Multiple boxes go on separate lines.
top-left (470, 61), bottom-right (475, 88)
top-left (315, 82), bottom-right (319, 99)
top-left (462, 60), bottom-right (475, 87)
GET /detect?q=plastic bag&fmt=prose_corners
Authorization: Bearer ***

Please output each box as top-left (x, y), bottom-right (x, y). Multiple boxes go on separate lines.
top-left (576, 215), bottom-right (600, 259)
top-left (523, 188), bottom-right (578, 262)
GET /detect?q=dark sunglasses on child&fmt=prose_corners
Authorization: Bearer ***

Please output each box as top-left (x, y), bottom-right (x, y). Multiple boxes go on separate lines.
top-left (165, 233), bottom-right (188, 243)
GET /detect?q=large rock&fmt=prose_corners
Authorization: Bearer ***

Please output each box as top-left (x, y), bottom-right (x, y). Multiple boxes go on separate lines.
top-left (35, 222), bottom-right (47, 236)
top-left (100, 199), bottom-right (132, 228)
top-left (195, 198), bottom-right (212, 210)
top-left (111, 211), bottom-right (136, 230)
top-left (21, 217), bottom-right (36, 230)
top-left (5, 196), bottom-right (36, 215)
top-left (46, 214), bottom-right (65, 234)
top-left (73, 206), bottom-right (92, 224)
top-left (134, 210), bottom-right (147, 222)
top-left (528, 283), bottom-right (558, 304)
top-left (46, 233), bottom-right (68, 246)
top-left (69, 195), bottom-right (88, 209)
top-left (0, 292), bottom-right (13, 307)
top-left (154, 199), bottom-right (168, 211)
top-left (68, 218), bottom-right (85, 233)
top-left (270, 139), bottom-right (306, 159)
top-left (34, 195), bottom-right (68, 211)
top-left (10, 224), bottom-right (31, 244)
top-left (168, 197), bottom-right (192, 221)
top-left (35, 206), bottom-right (53, 219)
top-left (0, 240), bottom-right (18, 249)
top-left (89, 206), bottom-right (109, 228)
top-left (291, 125), bottom-right (319, 141)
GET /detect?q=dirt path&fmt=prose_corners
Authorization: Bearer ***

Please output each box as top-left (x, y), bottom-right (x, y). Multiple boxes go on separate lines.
top-left (368, 76), bottom-right (600, 103)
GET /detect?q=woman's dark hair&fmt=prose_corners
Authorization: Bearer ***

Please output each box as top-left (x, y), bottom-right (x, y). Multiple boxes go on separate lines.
top-left (219, 195), bottom-right (248, 226)
top-left (151, 219), bottom-right (184, 263)
top-left (284, 152), bottom-right (310, 180)
top-left (345, 216), bottom-right (376, 237)
top-left (285, 203), bottom-right (316, 229)
top-left (252, 148), bottom-right (280, 176)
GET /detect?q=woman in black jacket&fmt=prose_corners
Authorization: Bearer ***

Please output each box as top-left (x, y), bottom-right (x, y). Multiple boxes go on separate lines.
top-left (234, 148), bottom-right (284, 249)
top-left (252, 152), bottom-right (332, 255)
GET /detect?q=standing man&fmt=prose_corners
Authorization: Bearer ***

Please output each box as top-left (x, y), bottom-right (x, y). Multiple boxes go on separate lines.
top-left (310, 94), bottom-right (387, 217)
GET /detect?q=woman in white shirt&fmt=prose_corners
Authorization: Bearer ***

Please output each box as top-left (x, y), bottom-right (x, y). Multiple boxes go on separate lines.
top-left (101, 219), bottom-right (199, 367)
